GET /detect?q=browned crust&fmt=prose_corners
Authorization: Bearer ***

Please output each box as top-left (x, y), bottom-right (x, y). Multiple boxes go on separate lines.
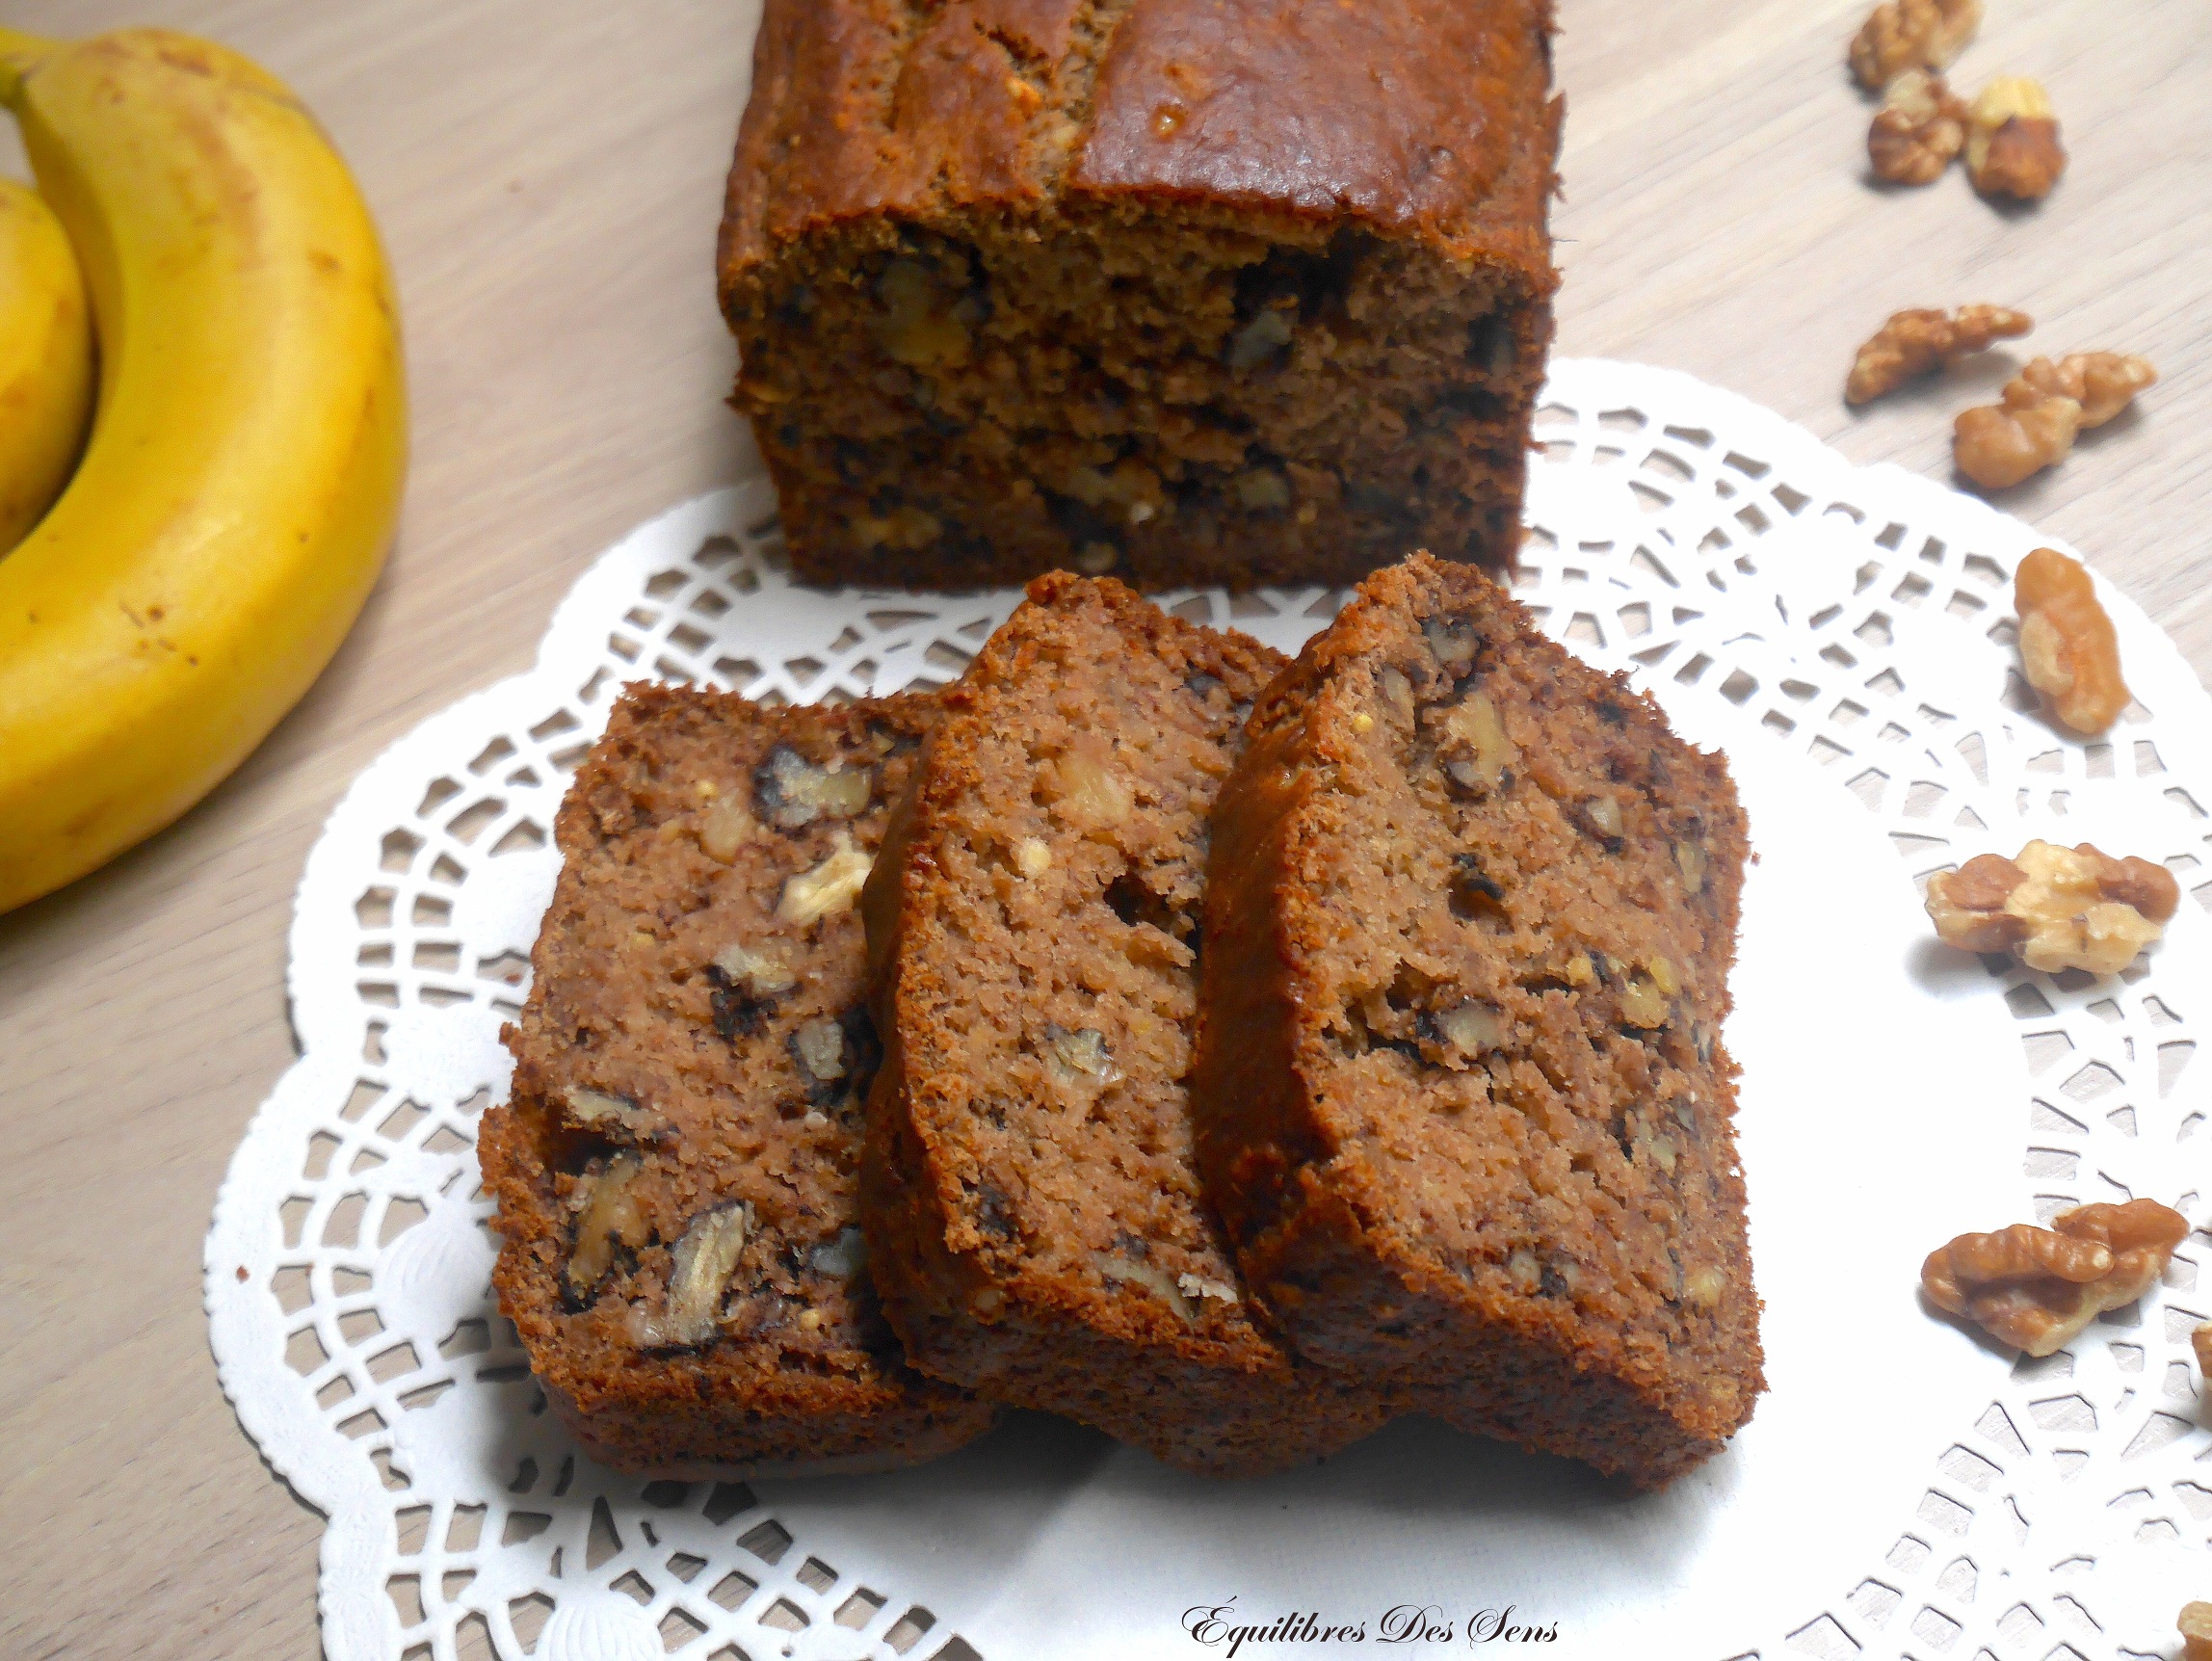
top-left (859, 572), bottom-right (1401, 1474)
top-left (479, 685), bottom-right (996, 1477)
top-left (718, 0), bottom-right (1563, 284)
top-left (1190, 554), bottom-right (1764, 1488)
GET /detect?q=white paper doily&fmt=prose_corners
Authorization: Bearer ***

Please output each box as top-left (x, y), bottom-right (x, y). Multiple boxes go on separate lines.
top-left (204, 360), bottom-right (2212, 1661)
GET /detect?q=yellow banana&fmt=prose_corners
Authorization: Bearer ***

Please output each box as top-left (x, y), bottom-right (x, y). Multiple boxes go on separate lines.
top-left (0, 173), bottom-right (92, 553)
top-left (0, 27), bottom-right (406, 913)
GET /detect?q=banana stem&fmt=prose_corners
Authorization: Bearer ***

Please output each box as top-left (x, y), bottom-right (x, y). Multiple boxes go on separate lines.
top-left (0, 27), bottom-right (58, 109)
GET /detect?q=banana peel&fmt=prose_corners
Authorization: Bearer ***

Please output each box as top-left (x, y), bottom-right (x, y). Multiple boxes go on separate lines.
top-left (0, 27), bottom-right (407, 913)
top-left (0, 173), bottom-right (92, 553)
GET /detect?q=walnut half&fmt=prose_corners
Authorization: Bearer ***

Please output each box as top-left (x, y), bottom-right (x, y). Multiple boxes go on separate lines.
top-left (1953, 382), bottom-right (2080, 490)
top-left (1921, 1199), bottom-right (2190, 1356)
top-left (2014, 546), bottom-right (2130, 735)
top-left (1925, 839), bottom-right (2177, 974)
top-left (1868, 70), bottom-right (1967, 186)
top-left (1849, 0), bottom-right (1982, 91)
top-left (1953, 356), bottom-right (2152, 492)
top-left (1845, 304), bottom-right (2031, 406)
top-left (2013, 352), bottom-right (2156, 429)
top-left (1965, 76), bottom-right (2066, 201)
top-left (2184, 1603), bottom-right (2212, 1661)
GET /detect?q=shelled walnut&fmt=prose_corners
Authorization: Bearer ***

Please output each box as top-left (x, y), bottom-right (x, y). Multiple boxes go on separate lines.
top-left (2014, 546), bottom-right (2130, 734)
top-left (1849, 0), bottom-right (1982, 91)
top-left (1965, 76), bottom-right (2066, 200)
top-left (1954, 356), bottom-right (2153, 491)
top-left (2195, 1322), bottom-right (2212, 1379)
top-left (1868, 70), bottom-right (1968, 185)
top-left (1953, 381), bottom-right (2079, 489)
top-left (2184, 1604), bottom-right (2212, 1661)
top-left (2012, 353), bottom-right (2157, 428)
top-left (1921, 1199), bottom-right (2190, 1357)
top-left (1845, 304), bottom-right (2031, 405)
top-left (1924, 839), bottom-right (2177, 974)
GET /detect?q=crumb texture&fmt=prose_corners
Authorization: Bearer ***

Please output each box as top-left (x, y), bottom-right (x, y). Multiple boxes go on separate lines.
top-left (1193, 553), bottom-right (1764, 1487)
top-left (480, 685), bottom-right (995, 1476)
top-left (863, 573), bottom-right (1398, 1474)
top-left (717, 0), bottom-right (1562, 591)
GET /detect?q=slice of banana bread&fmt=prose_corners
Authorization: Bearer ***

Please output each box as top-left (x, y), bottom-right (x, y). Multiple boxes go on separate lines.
top-left (1191, 554), bottom-right (1764, 1487)
top-left (480, 685), bottom-right (994, 1476)
top-left (861, 573), bottom-right (1397, 1475)
top-left (717, 0), bottom-right (1561, 591)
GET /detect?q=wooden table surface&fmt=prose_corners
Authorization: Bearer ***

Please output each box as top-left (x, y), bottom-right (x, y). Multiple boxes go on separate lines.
top-left (2, 1), bottom-right (2205, 1654)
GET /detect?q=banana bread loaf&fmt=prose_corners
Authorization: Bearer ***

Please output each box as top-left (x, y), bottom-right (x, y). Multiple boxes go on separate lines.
top-left (860, 573), bottom-right (1399, 1474)
top-left (717, 0), bottom-right (1562, 592)
top-left (480, 685), bottom-right (995, 1476)
top-left (1191, 554), bottom-right (1764, 1487)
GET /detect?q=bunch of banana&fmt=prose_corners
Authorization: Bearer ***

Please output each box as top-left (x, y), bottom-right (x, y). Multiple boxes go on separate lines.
top-left (0, 27), bottom-right (407, 914)
top-left (0, 175), bottom-right (92, 553)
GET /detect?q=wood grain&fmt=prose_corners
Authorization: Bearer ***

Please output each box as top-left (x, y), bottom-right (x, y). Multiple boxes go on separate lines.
top-left (1, 2), bottom-right (2204, 1655)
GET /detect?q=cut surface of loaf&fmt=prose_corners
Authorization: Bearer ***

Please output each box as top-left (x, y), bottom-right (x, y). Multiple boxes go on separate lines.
top-left (480, 686), bottom-right (994, 1476)
top-left (862, 573), bottom-right (1398, 1474)
top-left (1192, 554), bottom-right (1763, 1487)
top-left (717, 0), bottom-right (1561, 592)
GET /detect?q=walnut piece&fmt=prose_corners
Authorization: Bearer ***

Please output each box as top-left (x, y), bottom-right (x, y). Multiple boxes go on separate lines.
top-left (1432, 1000), bottom-right (1506, 1057)
top-left (1868, 69), bottom-right (1968, 185)
top-left (1424, 615), bottom-right (1481, 672)
top-left (2014, 546), bottom-right (2131, 733)
top-left (1921, 1199), bottom-right (2190, 1356)
top-left (1682, 1266), bottom-right (1726, 1309)
top-left (1965, 76), bottom-right (2066, 200)
top-left (1957, 352), bottom-right (2154, 490)
top-left (1176, 1271), bottom-right (1240, 1305)
top-left (1094, 1252), bottom-right (1198, 1324)
top-left (810, 1226), bottom-right (869, 1279)
top-left (1042, 1023), bottom-right (1119, 1085)
top-left (1227, 303), bottom-right (1295, 371)
top-left (1438, 690), bottom-right (1516, 793)
top-left (1849, 0), bottom-right (1982, 90)
top-left (2195, 1323), bottom-right (2212, 1379)
top-left (1845, 304), bottom-right (2032, 405)
top-left (1925, 838), bottom-right (2177, 973)
top-left (1046, 734), bottom-right (1134, 830)
top-left (754, 744), bottom-right (872, 831)
top-left (566, 1153), bottom-right (649, 1297)
top-left (698, 796), bottom-right (757, 861)
top-left (1674, 840), bottom-right (1710, 894)
top-left (1953, 381), bottom-right (2080, 489)
top-left (629, 1202), bottom-right (750, 1350)
top-left (710, 941), bottom-right (796, 996)
top-left (776, 831), bottom-right (874, 925)
top-left (2013, 352), bottom-right (2156, 428)
top-left (561, 1085), bottom-right (662, 1142)
top-left (792, 1017), bottom-right (847, 1082)
top-left (876, 255), bottom-right (973, 369)
top-left (2185, 1604), bottom-right (2212, 1661)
